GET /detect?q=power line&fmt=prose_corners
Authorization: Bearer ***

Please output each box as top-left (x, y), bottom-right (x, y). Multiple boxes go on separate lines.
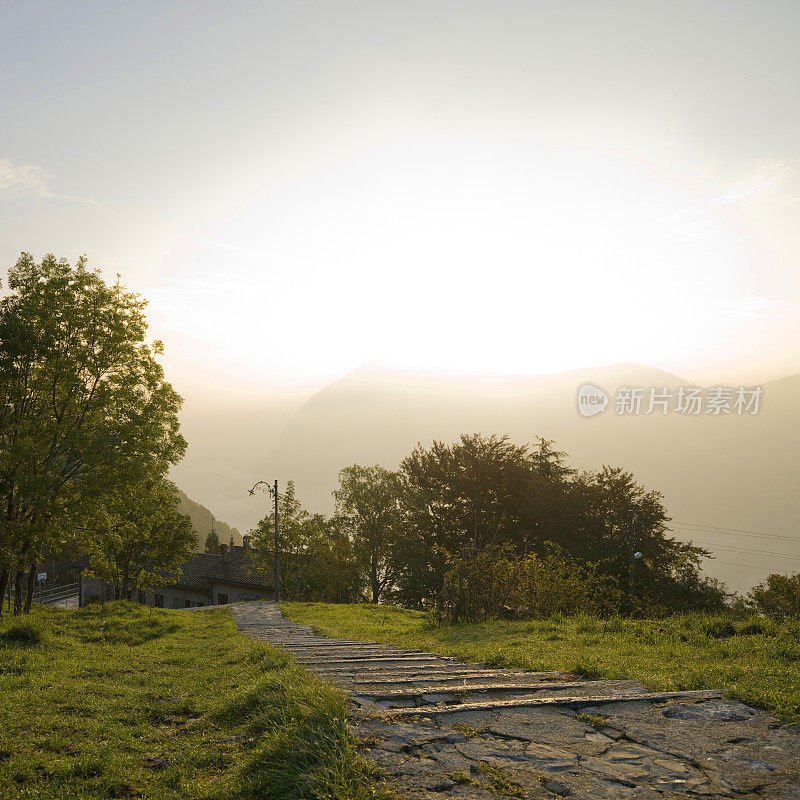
top-left (690, 540), bottom-right (800, 562)
top-left (672, 521), bottom-right (799, 544)
top-left (709, 559), bottom-right (781, 572)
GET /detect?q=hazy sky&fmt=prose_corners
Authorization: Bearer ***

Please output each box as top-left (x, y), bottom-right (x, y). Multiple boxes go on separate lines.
top-left (2, 1), bottom-right (799, 393)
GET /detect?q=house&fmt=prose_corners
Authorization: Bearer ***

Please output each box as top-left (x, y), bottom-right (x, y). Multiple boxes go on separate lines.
top-left (78, 542), bottom-right (274, 608)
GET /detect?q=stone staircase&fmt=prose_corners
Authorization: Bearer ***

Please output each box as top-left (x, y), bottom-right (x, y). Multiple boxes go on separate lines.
top-left (231, 602), bottom-right (800, 799)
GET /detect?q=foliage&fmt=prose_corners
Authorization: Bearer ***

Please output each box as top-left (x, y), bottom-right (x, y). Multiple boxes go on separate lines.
top-left (0, 253), bottom-right (185, 613)
top-left (81, 478), bottom-right (196, 599)
top-left (387, 433), bottom-right (723, 614)
top-left (0, 603), bottom-right (384, 800)
top-left (437, 544), bottom-right (624, 622)
top-left (285, 602), bottom-right (800, 726)
top-left (251, 481), bottom-right (362, 602)
top-left (204, 526), bottom-right (221, 554)
top-left (334, 464), bottom-right (402, 603)
top-left (748, 573), bottom-right (800, 619)
top-left (567, 466), bottom-right (726, 614)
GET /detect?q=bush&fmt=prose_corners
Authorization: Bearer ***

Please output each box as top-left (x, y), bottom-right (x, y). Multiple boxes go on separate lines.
top-left (437, 545), bottom-right (625, 622)
top-left (748, 573), bottom-right (800, 620)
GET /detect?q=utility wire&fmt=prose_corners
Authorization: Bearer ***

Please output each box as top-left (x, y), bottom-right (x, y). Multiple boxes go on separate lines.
top-left (710, 559), bottom-right (782, 571)
top-left (689, 540), bottom-right (800, 562)
top-left (672, 521), bottom-right (799, 544)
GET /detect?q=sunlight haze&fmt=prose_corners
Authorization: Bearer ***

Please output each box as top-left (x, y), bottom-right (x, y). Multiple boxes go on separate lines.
top-left (2, 1), bottom-right (800, 593)
top-left (2, 1), bottom-right (799, 388)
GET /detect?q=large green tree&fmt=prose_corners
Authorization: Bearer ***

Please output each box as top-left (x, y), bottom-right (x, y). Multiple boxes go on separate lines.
top-left (566, 467), bottom-right (724, 613)
top-left (334, 464), bottom-right (401, 604)
top-left (0, 254), bottom-right (185, 613)
top-left (392, 433), bottom-right (721, 613)
top-left (82, 478), bottom-right (195, 600)
top-left (395, 434), bottom-right (559, 606)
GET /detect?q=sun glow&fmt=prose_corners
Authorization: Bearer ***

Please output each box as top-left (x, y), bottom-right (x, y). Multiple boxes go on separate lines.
top-left (148, 135), bottom-right (764, 386)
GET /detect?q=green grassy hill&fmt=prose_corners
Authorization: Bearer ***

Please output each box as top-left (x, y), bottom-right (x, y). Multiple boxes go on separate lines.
top-left (0, 603), bottom-right (378, 800)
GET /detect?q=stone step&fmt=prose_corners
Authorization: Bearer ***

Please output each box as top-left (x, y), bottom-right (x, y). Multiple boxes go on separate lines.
top-left (349, 671), bottom-right (570, 687)
top-left (290, 648), bottom-right (430, 658)
top-left (389, 689), bottom-right (724, 717)
top-left (285, 640), bottom-right (408, 647)
top-left (289, 644), bottom-right (420, 650)
top-left (309, 664), bottom-right (463, 676)
top-left (353, 679), bottom-right (639, 701)
top-left (282, 639), bottom-right (382, 646)
top-left (298, 656), bottom-right (452, 667)
top-left (310, 663), bottom-right (498, 676)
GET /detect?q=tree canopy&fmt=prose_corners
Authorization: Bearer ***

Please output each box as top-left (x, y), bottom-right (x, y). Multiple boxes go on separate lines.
top-left (0, 253), bottom-right (186, 613)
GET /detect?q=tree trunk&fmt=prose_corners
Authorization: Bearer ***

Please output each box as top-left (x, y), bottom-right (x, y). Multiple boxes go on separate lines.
top-left (24, 563), bottom-right (36, 613)
top-left (13, 568), bottom-right (25, 615)
top-left (0, 570), bottom-right (8, 617)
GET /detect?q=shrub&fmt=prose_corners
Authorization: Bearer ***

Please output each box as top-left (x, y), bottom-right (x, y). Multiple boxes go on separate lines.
top-left (748, 573), bottom-right (800, 620)
top-left (437, 545), bottom-right (625, 622)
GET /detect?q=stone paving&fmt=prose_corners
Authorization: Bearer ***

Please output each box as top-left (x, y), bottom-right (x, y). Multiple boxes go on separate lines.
top-left (230, 602), bottom-right (800, 799)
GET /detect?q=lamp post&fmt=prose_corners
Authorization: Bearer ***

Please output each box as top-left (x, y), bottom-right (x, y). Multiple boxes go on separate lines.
top-left (249, 480), bottom-right (280, 603)
top-left (629, 511), bottom-right (643, 612)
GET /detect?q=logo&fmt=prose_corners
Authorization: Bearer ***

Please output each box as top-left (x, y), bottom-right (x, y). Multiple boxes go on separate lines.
top-left (577, 383), bottom-right (609, 417)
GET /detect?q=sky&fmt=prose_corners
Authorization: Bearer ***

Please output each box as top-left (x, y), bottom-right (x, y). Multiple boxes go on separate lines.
top-left (2, 0), bottom-right (800, 396)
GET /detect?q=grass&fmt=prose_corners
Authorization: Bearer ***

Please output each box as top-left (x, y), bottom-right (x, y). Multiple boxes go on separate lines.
top-left (477, 763), bottom-right (525, 798)
top-left (450, 723), bottom-right (487, 739)
top-left (575, 713), bottom-right (609, 730)
top-left (282, 602), bottom-right (800, 725)
top-left (0, 602), bottom-right (384, 800)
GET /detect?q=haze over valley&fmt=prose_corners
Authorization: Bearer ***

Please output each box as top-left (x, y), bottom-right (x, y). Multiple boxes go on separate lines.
top-left (170, 360), bottom-right (799, 593)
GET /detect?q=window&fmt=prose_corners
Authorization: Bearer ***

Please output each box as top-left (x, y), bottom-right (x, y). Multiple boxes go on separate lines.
top-left (170, 597), bottom-right (182, 609)
top-left (184, 599), bottom-right (191, 608)
top-left (154, 594), bottom-right (163, 608)
top-left (217, 593), bottom-right (228, 605)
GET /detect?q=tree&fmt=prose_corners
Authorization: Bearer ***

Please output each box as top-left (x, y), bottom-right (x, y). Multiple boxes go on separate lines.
top-left (0, 254), bottom-right (185, 613)
top-left (395, 434), bottom-right (543, 607)
top-left (204, 526), bottom-right (221, 555)
top-left (83, 479), bottom-right (195, 600)
top-left (334, 464), bottom-right (401, 604)
top-left (391, 433), bottom-right (721, 613)
top-left (749, 573), bottom-right (800, 619)
top-left (567, 466), bottom-right (723, 613)
top-left (250, 481), bottom-right (361, 602)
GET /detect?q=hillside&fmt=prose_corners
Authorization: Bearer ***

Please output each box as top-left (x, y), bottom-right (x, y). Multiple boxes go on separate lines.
top-left (176, 489), bottom-right (242, 551)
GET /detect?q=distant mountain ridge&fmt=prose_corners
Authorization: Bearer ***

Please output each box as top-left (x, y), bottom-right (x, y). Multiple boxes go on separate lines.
top-left (176, 489), bottom-right (242, 551)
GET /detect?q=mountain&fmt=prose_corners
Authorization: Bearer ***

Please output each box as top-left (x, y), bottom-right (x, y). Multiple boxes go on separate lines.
top-left (260, 362), bottom-right (800, 593)
top-left (168, 391), bottom-right (308, 544)
top-left (176, 489), bottom-right (242, 551)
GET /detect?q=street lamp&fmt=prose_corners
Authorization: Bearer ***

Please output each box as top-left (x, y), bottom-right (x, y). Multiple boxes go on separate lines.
top-left (248, 480), bottom-right (280, 603)
top-left (628, 513), bottom-right (644, 612)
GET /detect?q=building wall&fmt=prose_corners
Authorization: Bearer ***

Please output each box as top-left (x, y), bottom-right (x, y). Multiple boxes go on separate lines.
top-left (144, 586), bottom-right (210, 609)
top-left (80, 576), bottom-right (111, 605)
top-left (211, 583), bottom-right (272, 605)
top-left (80, 576), bottom-right (272, 608)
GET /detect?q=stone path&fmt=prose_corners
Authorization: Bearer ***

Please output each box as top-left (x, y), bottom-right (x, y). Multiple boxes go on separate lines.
top-left (230, 602), bottom-right (800, 799)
